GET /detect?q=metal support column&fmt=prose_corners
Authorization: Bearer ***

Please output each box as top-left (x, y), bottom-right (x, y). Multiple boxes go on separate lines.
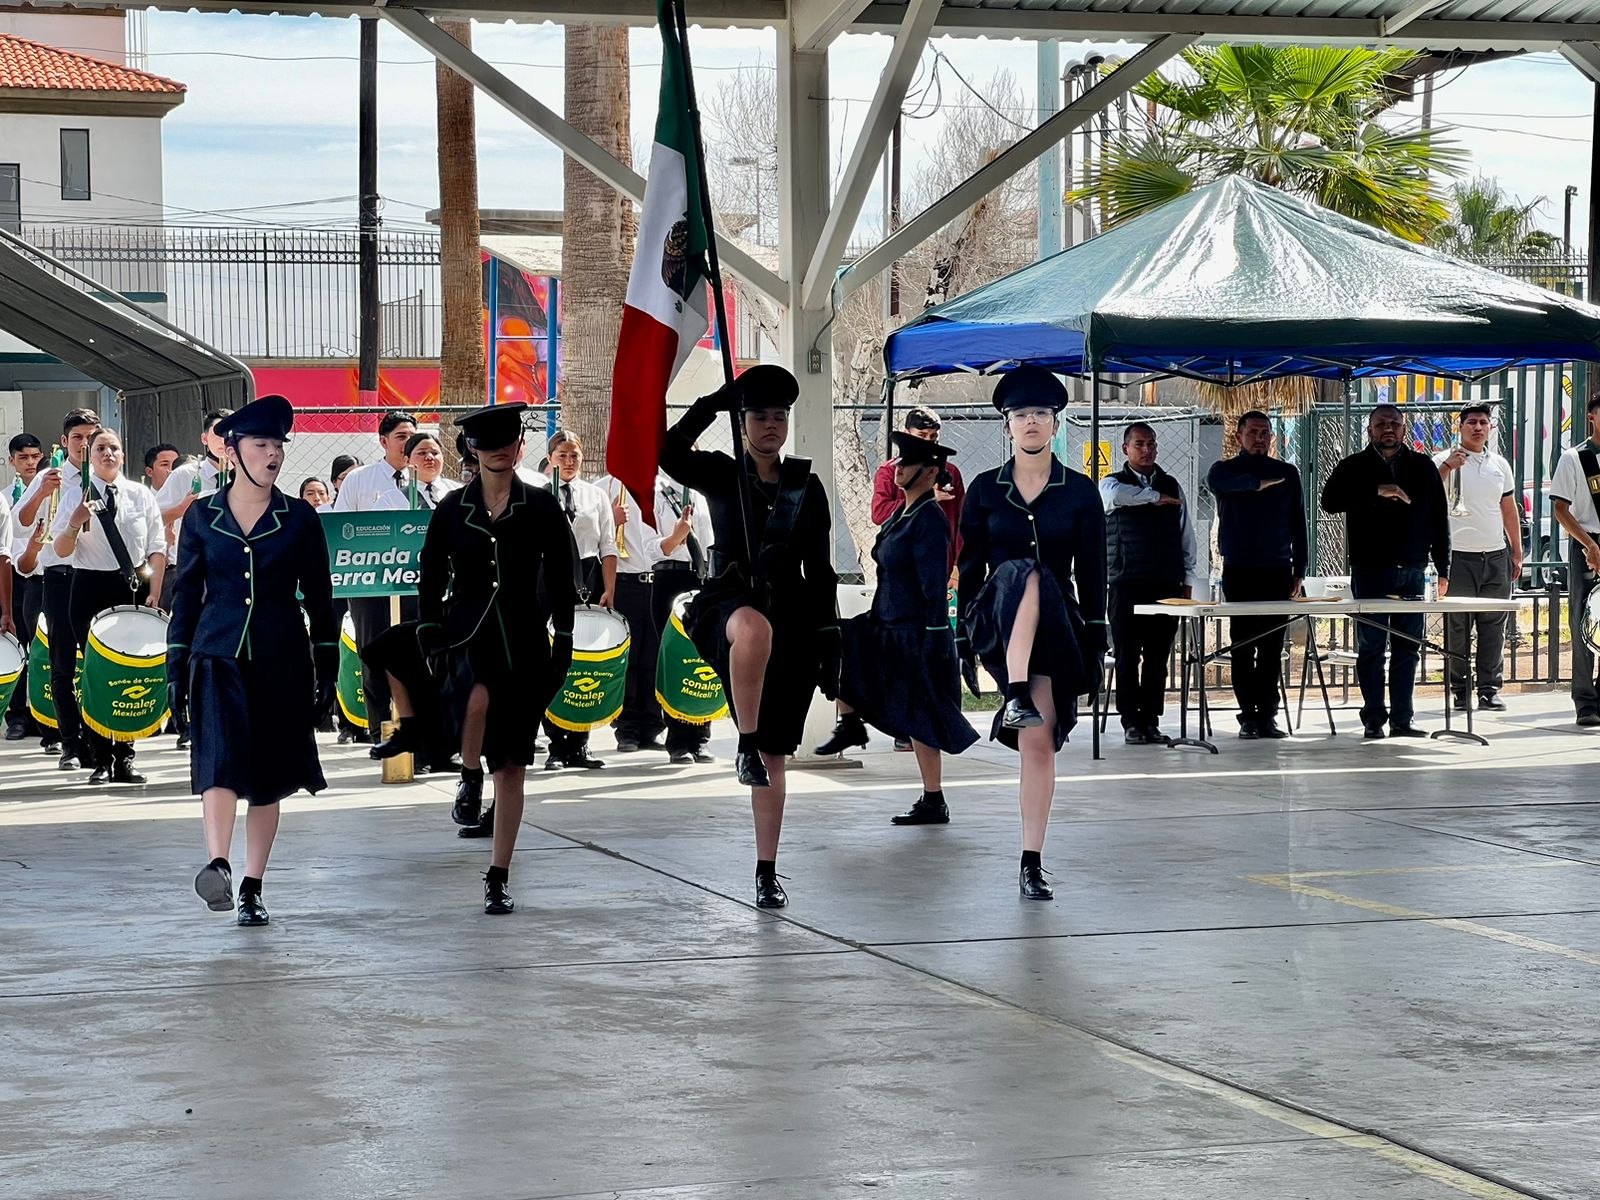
top-left (1036, 40), bottom-right (1062, 260)
top-left (358, 16), bottom-right (380, 406)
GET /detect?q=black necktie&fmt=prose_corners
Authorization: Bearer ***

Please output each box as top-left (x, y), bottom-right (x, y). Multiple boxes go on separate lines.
top-left (562, 483), bottom-right (575, 519)
top-left (103, 482), bottom-right (117, 516)
top-left (424, 482), bottom-right (436, 508)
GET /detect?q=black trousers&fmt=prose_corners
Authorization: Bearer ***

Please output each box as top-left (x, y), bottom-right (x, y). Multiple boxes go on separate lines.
top-left (8, 571), bottom-right (43, 728)
top-left (1222, 564), bottom-right (1295, 721)
top-left (44, 566), bottom-right (79, 751)
top-left (612, 572), bottom-right (665, 744)
top-left (1108, 577), bottom-right (1180, 729)
top-left (68, 568), bottom-right (140, 767)
top-left (652, 565), bottom-right (711, 754)
top-left (347, 595), bottom-right (418, 725)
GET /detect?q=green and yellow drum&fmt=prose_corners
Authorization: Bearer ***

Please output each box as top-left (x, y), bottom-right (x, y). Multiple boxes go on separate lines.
top-left (545, 604), bottom-right (630, 732)
top-left (655, 590), bottom-right (728, 725)
top-left (338, 612), bottom-right (368, 729)
top-left (0, 632), bottom-right (22, 715)
top-left (28, 613), bottom-right (69, 730)
top-left (80, 605), bottom-right (170, 742)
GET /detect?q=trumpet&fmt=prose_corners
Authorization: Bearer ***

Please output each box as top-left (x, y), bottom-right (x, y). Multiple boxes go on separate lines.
top-left (33, 448), bottom-right (66, 545)
top-left (615, 486), bottom-right (630, 560)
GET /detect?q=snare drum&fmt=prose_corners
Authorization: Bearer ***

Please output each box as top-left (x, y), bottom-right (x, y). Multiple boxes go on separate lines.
top-left (27, 613), bottom-right (67, 730)
top-left (338, 612), bottom-right (369, 729)
top-left (1585, 588), bottom-right (1600, 652)
top-left (545, 604), bottom-right (630, 732)
top-left (80, 605), bottom-right (170, 742)
top-left (655, 590), bottom-right (728, 725)
top-left (0, 631), bottom-right (22, 715)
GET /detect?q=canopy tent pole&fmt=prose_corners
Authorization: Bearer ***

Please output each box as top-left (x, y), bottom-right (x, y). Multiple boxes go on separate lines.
top-left (1090, 367), bottom-right (1102, 762)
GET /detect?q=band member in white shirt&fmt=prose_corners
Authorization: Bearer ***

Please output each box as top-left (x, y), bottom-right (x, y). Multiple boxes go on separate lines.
top-left (649, 473), bottom-right (717, 763)
top-left (15, 408), bottom-right (100, 766)
top-left (598, 470), bottom-right (666, 754)
top-left (331, 410), bottom-right (420, 730)
top-left (403, 431), bottom-right (463, 508)
top-left (544, 429), bottom-right (616, 771)
top-left (6, 433), bottom-right (45, 741)
top-left (51, 427), bottom-right (167, 784)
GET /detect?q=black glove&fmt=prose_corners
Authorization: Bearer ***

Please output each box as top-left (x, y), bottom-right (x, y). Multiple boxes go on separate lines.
top-left (692, 379), bottom-right (742, 416)
top-left (548, 639), bottom-right (574, 704)
top-left (166, 650), bottom-right (189, 725)
top-left (817, 628), bottom-right (842, 702)
top-left (313, 644), bottom-right (338, 725)
top-left (956, 632), bottom-right (981, 698)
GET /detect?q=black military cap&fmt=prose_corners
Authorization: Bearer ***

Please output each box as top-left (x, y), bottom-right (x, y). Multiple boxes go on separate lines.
top-left (890, 430), bottom-right (956, 467)
top-left (991, 365), bottom-right (1068, 414)
top-left (457, 402), bottom-right (528, 451)
top-left (215, 394), bottom-right (294, 441)
top-left (736, 364), bottom-right (800, 411)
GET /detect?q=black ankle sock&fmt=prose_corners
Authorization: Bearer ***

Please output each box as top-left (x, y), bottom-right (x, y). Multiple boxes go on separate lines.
top-left (756, 858), bottom-right (776, 879)
top-left (239, 875), bottom-right (263, 896)
top-left (462, 766), bottom-right (485, 783)
top-left (737, 731), bottom-right (759, 753)
top-left (208, 856), bottom-right (230, 872)
top-left (1020, 850), bottom-right (1041, 869)
top-left (1004, 682), bottom-right (1030, 704)
top-left (486, 865), bottom-right (509, 884)
top-left (922, 790), bottom-right (945, 804)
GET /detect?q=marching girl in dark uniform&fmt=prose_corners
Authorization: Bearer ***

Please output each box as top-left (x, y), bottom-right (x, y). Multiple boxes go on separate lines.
top-left (168, 396), bottom-right (338, 927)
top-left (660, 366), bottom-right (839, 909)
top-left (415, 403), bottom-right (578, 914)
top-left (817, 432), bottom-right (977, 822)
top-left (956, 367), bottom-right (1107, 900)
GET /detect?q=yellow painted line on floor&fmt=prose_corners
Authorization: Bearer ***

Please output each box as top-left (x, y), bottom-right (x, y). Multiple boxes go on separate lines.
top-left (1245, 875), bottom-right (1600, 970)
top-left (1258, 861), bottom-right (1589, 881)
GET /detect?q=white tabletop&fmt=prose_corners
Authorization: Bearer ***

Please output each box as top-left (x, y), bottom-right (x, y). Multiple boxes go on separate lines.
top-left (1132, 597), bottom-right (1522, 618)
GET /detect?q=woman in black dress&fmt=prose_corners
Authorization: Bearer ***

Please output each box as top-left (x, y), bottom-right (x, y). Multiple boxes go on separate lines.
top-left (956, 367), bottom-right (1106, 900)
top-left (817, 431), bottom-right (977, 822)
top-left (168, 396), bottom-right (338, 927)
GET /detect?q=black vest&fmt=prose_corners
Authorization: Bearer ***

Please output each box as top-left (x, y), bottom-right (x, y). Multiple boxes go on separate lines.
top-left (1106, 465), bottom-right (1184, 585)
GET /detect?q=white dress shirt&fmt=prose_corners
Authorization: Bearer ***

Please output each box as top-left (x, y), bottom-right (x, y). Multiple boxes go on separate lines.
top-left (553, 475), bottom-right (616, 561)
top-left (515, 464), bottom-right (550, 489)
top-left (1550, 442), bottom-right (1600, 535)
top-left (16, 466), bottom-right (75, 571)
top-left (7, 480), bottom-right (37, 575)
top-left (156, 458), bottom-right (226, 565)
top-left (410, 475), bottom-right (462, 510)
top-left (1433, 447), bottom-right (1515, 552)
top-left (332, 459), bottom-right (414, 512)
top-left (1099, 468), bottom-right (1199, 579)
top-left (648, 476), bottom-right (715, 565)
top-left (0, 489), bottom-right (10, 562)
top-left (597, 474), bottom-right (657, 572)
top-left (50, 472), bottom-right (165, 572)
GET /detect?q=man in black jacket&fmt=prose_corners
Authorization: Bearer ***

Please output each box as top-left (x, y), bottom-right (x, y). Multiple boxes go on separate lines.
top-left (1321, 404), bottom-right (1451, 738)
top-left (1207, 411), bottom-right (1307, 739)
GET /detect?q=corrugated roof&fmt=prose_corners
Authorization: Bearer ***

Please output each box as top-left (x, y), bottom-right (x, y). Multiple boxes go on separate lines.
top-left (0, 33), bottom-right (185, 94)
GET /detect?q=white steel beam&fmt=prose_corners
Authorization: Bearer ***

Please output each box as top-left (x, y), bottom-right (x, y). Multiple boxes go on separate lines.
top-left (790, 0), bottom-right (877, 51)
top-left (1560, 41), bottom-right (1600, 86)
top-left (1379, 0), bottom-right (1451, 38)
top-left (798, 0), bottom-right (940, 310)
top-left (381, 7), bottom-right (789, 306)
top-left (838, 33), bottom-right (1196, 302)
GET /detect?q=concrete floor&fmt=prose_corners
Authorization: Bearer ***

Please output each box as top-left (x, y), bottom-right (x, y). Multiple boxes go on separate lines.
top-left (2, 689), bottom-right (1597, 1199)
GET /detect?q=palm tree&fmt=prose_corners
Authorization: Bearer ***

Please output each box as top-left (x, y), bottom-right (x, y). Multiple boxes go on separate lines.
top-left (434, 20), bottom-right (486, 421)
top-left (561, 25), bottom-right (636, 477)
top-left (1071, 46), bottom-right (1465, 242)
top-left (1429, 177), bottom-right (1562, 259)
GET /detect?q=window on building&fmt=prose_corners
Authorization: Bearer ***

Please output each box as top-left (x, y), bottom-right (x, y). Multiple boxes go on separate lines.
top-left (0, 164), bottom-right (18, 232)
top-left (60, 130), bottom-right (91, 201)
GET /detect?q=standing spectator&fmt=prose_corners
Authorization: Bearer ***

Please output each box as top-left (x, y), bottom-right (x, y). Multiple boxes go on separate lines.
top-left (1434, 404), bottom-right (1521, 711)
top-left (1550, 393), bottom-right (1600, 727)
top-left (1101, 421), bottom-right (1196, 745)
top-left (1321, 404), bottom-right (1450, 739)
top-left (142, 443), bottom-right (180, 493)
top-left (871, 405), bottom-right (964, 571)
top-left (1207, 411), bottom-right (1307, 739)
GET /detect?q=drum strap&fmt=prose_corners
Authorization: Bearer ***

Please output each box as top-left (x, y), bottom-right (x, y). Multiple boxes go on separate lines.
top-left (93, 490), bottom-right (140, 593)
top-left (1579, 447), bottom-right (1600, 526)
top-left (758, 457), bottom-right (812, 572)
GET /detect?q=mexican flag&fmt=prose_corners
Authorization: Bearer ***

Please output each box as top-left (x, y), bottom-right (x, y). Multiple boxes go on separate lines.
top-left (606, 0), bottom-right (712, 525)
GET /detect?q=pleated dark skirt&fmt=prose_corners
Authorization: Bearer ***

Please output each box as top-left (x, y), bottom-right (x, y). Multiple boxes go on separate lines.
top-left (838, 617), bottom-right (978, 755)
top-left (685, 571), bottom-right (817, 758)
top-left (190, 652), bottom-right (325, 805)
top-left (968, 559), bottom-right (1093, 752)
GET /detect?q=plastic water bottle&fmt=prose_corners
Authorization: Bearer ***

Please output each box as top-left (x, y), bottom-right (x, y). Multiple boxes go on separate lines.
top-left (1424, 566), bottom-right (1438, 602)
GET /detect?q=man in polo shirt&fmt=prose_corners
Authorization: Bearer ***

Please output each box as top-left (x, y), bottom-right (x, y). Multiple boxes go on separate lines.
top-left (1434, 404), bottom-right (1521, 712)
top-left (1550, 393), bottom-right (1600, 726)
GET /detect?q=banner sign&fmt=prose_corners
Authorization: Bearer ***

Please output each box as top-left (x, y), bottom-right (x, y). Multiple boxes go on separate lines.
top-left (321, 512), bottom-right (431, 598)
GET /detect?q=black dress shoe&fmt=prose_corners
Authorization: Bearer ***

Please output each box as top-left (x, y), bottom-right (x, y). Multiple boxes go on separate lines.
top-left (1389, 724), bottom-right (1428, 738)
top-left (58, 750), bottom-right (82, 771)
top-left (484, 874), bottom-right (515, 915)
top-left (1452, 692), bottom-right (1470, 711)
top-left (1257, 718), bottom-right (1290, 740)
top-left (891, 795), bottom-right (950, 825)
top-left (337, 729), bottom-right (353, 745)
top-left (176, 732), bottom-right (191, 751)
top-left (755, 873), bottom-right (788, 908)
top-left (237, 890), bottom-right (269, 927)
top-left (370, 721), bottom-right (424, 760)
top-left (41, 737), bottom-right (60, 754)
top-left (669, 750), bottom-right (693, 764)
top-left (544, 755), bottom-right (564, 771)
top-left (459, 805), bottom-right (495, 839)
top-left (615, 738), bottom-right (640, 753)
top-left (1579, 712), bottom-right (1600, 728)
top-left (111, 760), bottom-right (146, 785)
top-left (1124, 727), bottom-right (1149, 745)
top-left (568, 752), bottom-right (605, 770)
top-left (1362, 723), bottom-right (1386, 739)
top-left (452, 773), bottom-right (485, 826)
top-left (1478, 692), bottom-right (1507, 712)
top-left (1238, 719), bottom-right (1260, 740)
top-left (1019, 863), bottom-right (1054, 900)
top-left (5, 721), bottom-right (25, 741)
top-left (735, 749), bottom-right (770, 788)
top-left (194, 861), bottom-right (234, 912)
top-left (1143, 725), bottom-right (1169, 746)
top-left (693, 751), bottom-right (715, 764)
top-left (88, 763), bottom-right (112, 785)
top-left (1001, 698), bottom-right (1044, 729)
top-left (815, 714), bottom-right (868, 756)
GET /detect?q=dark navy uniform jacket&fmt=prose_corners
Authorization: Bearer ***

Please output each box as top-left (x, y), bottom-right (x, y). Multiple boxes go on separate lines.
top-left (957, 457), bottom-right (1107, 625)
top-left (168, 486), bottom-right (337, 664)
top-left (416, 472), bottom-right (578, 672)
top-left (872, 495), bottom-right (950, 629)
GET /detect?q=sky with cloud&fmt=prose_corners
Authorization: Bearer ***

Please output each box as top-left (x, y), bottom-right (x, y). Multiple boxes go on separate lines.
top-left (139, 11), bottom-right (1597, 247)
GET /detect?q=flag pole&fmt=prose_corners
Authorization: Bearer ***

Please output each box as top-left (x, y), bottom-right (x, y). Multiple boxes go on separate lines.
top-left (669, 0), bottom-right (757, 569)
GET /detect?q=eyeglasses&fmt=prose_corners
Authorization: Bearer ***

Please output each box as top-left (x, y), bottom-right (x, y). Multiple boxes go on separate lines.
top-left (1007, 408), bottom-right (1054, 425)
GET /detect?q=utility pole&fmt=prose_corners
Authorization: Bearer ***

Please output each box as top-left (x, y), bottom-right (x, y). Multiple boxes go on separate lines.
top-left (358, 17), bottom-right (380, 406)
top-left (1565, 184), bottom-right (1579, 257)
top-left (880, 114), bottom-right (902, 321)
top-left (1036, 40), bottom-right (1061, 260)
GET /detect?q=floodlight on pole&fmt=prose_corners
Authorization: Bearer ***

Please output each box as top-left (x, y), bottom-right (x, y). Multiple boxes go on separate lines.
top-left (731, 155), bottom-right (762, 243)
